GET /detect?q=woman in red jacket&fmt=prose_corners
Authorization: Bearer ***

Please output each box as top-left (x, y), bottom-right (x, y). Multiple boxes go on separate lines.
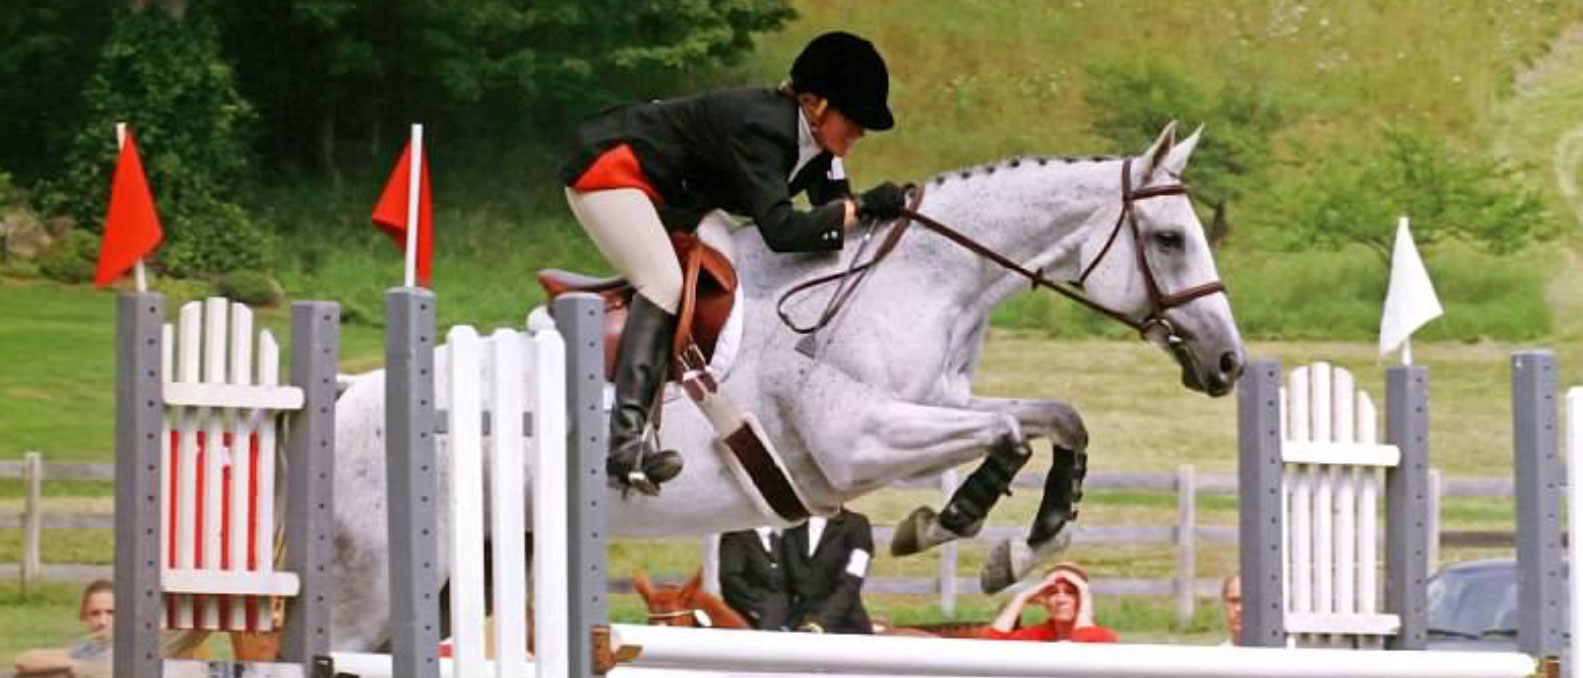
top-left (560, 32), bottom-right (907, 495)
top-left (979, 562), bottom-right (1120, 643)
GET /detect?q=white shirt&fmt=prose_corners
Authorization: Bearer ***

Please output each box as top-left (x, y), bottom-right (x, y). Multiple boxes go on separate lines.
top-left (754, 526), bottom-right (777, 553)
top-left (791, 108), bottom-right (822, 181)
top-left (806, 516), bottom-right (826, 557)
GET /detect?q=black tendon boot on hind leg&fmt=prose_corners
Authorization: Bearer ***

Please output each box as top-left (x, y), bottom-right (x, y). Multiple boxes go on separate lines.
top-left (608, 295), bottom-right (685, 495)
top-left (890, 436), bottom-right (1032, 556)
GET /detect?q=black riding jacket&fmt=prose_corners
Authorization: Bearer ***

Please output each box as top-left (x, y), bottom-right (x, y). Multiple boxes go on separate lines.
top-left (561, 87), bottom-right (850, 253)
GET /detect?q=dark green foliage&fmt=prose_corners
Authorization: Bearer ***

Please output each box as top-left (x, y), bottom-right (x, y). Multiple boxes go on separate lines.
top-left (37, 230), bottom-right (98, 284)
top-left (50, 7), bottom-right (272, 278)
top-left (215, 269), bottom-right (283, 306)
top-left (1266, 125), bottom-right (1552, 264)
top-left (0, 1), bottom-right (111, 183)
top-left (214, 0), bottom-right (795, 174)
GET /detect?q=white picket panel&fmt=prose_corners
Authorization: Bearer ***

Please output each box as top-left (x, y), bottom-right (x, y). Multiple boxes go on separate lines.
top-left (530, 317), bottom-right (570, 678)
top-left (446, 326), bottom-right (488, 678)
top-left (158, 298), bottom-right (303, 632)
top-left (1281, 363), bottom-right (1399, 644)
top-left (489, 329), bottom-right (529, 678)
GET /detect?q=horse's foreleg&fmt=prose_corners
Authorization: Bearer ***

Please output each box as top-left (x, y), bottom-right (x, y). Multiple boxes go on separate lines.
top-left (965, 397), bottom-right (1090, 594)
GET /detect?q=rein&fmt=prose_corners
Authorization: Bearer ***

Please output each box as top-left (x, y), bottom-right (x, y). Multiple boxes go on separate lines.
top-left (775, 158), bottom-right (1226, 344)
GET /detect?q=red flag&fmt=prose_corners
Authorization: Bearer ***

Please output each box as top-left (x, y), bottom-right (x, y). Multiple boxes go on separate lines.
top-left (94, 133), bottom-right (164, 287)
top-left (371, 140), bottom-right (434, 287)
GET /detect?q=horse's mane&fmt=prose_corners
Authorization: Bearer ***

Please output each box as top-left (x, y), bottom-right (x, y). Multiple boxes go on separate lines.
top-left (923, 154), bottom-right (1124, 187)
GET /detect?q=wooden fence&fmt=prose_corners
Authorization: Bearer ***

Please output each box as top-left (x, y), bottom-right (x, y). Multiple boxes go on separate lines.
top-left (2, 453), bottom-right (1523, 621)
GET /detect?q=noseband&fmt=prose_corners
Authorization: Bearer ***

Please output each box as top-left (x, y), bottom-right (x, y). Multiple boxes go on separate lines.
top-left (776, 157), bottom-right (1227, 344)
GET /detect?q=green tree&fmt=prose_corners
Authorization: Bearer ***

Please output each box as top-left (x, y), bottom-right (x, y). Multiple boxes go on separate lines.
top-left (53, 4), bottom-right (271, 277)
top-left (213, 0), bottom-right (795, 176)
top-left (1084, 59), bottom-right (1286, 246)
top-left (0, 1), bottom-right (112, 183)
top-left (1273, 125), bottom-right (1551, 264)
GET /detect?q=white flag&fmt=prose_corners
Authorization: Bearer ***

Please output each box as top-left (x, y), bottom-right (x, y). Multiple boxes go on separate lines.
top-left (1379, 216), bottom-right (1444, 357)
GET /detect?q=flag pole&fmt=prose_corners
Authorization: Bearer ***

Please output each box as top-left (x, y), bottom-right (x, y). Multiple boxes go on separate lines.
top-left (115, 122), bottom-right (148, 293)
top-left (404, 124), bottom-right (423, 289)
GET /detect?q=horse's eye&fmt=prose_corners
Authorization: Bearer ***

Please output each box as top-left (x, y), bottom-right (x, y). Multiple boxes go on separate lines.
top-left (1153, 231), bottom-right (1185, 250)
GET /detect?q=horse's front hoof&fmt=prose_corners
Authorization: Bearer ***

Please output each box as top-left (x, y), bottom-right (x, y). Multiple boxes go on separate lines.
top-left (890, 506), bottom-right (937, 556)
top-left (981, 540), bottom-right (1018, 594)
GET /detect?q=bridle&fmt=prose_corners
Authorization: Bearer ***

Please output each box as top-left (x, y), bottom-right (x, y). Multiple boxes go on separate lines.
top-left (646, 608), bottom-right (701, 626)
top-left (776, 157), bottom-right (1227, 348)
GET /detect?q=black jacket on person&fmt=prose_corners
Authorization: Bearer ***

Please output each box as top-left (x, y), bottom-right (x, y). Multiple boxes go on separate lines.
top-left (717, 529), bottom-right (792, 630)
top-left (783, 509), bottom-right (874, 634)
top-left (560, 87), bottom-right (851, 253)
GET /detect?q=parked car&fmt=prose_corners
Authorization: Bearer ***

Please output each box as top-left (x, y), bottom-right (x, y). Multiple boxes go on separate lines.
top-left (1427, 559), bottom-right (1520, 652)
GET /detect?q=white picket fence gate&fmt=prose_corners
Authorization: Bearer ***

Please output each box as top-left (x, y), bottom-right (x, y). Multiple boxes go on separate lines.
top-left (1279, 362), bottom-right (1396, 644)
top-left (160, 298), bottom-right (301, 633)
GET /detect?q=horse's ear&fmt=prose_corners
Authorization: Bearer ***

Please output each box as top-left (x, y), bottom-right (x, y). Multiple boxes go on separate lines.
top-left (1160, 124), bottom-right (1204, 176)
top-left (632, 569), bottom-right (654, 601)
top-left (1141, 120), bottom-right (1179, 175)
top-left (680, 567), bottom-right (704, 600)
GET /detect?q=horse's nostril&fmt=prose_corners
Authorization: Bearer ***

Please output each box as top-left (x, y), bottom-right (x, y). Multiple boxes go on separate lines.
top-left (1219, 351), bottom-right (1243, 377)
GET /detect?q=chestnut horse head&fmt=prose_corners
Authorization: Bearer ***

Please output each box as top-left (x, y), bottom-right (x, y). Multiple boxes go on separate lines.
top-left (632, 568), bottom-right (750, 629)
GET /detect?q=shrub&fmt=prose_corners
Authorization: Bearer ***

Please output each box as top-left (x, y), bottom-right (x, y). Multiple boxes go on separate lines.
top-left (216, 269), bottom-right (283, 307)
top-left (36, 230), bottom-right (98, 284)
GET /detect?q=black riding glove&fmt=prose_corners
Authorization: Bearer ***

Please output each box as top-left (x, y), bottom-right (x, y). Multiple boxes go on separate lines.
top-left (857, 182), bottom-right (907, 221)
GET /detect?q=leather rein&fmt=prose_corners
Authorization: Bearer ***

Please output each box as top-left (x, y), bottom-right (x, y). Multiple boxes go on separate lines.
top-left (776, 157), bottom-right (1226, 344)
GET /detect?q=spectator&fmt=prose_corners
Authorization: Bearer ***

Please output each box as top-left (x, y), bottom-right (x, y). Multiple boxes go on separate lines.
top-left (13, 579), bottom-right (114, 678)
top-left (783, 508), bottom-right (874, 634)
top-left (980, 562), bottom-right (1118, 642)
top-left (717, 527), bottom-right (792, 630)
top-left (1222, 572), bottom-right (1243, 646)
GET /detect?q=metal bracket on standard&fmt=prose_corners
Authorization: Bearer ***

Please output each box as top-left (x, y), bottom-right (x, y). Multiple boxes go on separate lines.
top-left (591, 626), bottom-right (642, 674)
top-left (432, 410), bottom-right (533, 436)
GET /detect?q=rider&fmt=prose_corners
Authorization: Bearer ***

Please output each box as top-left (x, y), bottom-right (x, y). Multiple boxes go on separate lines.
top-left (560, 31), bottom-right (909, 494)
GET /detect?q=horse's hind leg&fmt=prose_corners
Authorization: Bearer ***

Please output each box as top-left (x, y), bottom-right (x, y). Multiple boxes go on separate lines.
top-left (962, 397), bottom-right (1090, 593)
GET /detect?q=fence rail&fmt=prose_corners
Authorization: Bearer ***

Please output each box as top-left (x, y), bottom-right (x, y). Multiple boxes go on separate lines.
top-left (1, 453), bottom-right (1535, 619)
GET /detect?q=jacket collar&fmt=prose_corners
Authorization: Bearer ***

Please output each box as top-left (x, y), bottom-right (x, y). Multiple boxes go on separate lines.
top-left (791, 107), bottom-right (822, 181)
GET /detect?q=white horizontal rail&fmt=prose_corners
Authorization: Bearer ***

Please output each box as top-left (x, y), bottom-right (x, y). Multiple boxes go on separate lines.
top-left (327, 653), bottom-right (973, 678)
top-left (162, 382), bottom-right (304, 410)
top-left (163, 659), bottom-right (303, 678)
top-left (1284, 612), bottom-right (1400, 636)
top-left (609, 625), bottom-right (1534, 678)
top-left (1281, 441), bottom-right (1399, 467)
top-left (161, 569), bottom-right (300, 597)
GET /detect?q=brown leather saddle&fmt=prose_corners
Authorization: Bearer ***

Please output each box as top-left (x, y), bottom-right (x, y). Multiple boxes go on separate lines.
top-left (536, 232), bottom-right (738, 381)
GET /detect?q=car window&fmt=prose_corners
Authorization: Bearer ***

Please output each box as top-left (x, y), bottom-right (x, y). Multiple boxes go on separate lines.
top-left (1428, 569), bottom-right (1518, 637)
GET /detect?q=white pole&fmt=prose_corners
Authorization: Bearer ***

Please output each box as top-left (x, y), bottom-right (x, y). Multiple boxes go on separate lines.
top-left (405, 124), bottom-right (423, 289)
top-left (1566, 387), bottom-right (1582, 678)
top-left (609, 624), bottom-right (1536, 678)
top-left (531, 326), bottom-right (569, 678)
top-left (115, 122), bottom-right (147, 292)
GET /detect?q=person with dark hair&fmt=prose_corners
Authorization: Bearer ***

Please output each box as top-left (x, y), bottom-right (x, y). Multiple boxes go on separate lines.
top-left (560, 31), bottom-right (906, 495)
top-left (717, 527), bottom-right (792, 630)
top-left (979, 562), bottom-right (1119, 643)
top-left (13, 579), bottom-right (114, 677)
top-left (783, 507), bottom-right (874, 634)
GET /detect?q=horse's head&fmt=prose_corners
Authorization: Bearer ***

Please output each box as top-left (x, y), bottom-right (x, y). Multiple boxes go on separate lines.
top-left (632, 568), bottom-right (708, 627)
top-left (1076, 122), bottom-right (1245, 396)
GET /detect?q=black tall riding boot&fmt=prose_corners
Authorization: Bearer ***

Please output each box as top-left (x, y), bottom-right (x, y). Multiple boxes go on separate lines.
top-left (937, 436), bottom-right (1033, 535)
top-left (609, 294), bottom-right (685, 495)
top-left (1027, 445), bottom-right (1087, 547)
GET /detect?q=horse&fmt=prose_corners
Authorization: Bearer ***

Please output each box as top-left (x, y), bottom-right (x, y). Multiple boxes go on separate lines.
top-left (633, 568), bottom-right (751, 629)
top-left (326, 122), bottom-right (1245, 650)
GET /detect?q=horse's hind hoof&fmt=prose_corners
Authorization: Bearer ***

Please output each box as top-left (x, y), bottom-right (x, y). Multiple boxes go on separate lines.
top-left (890, 506), bottom-right (939, 556)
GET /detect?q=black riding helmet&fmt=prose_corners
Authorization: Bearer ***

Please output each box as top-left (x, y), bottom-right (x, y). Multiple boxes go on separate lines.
top-left (790, 31), bottom-right (895, 131)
